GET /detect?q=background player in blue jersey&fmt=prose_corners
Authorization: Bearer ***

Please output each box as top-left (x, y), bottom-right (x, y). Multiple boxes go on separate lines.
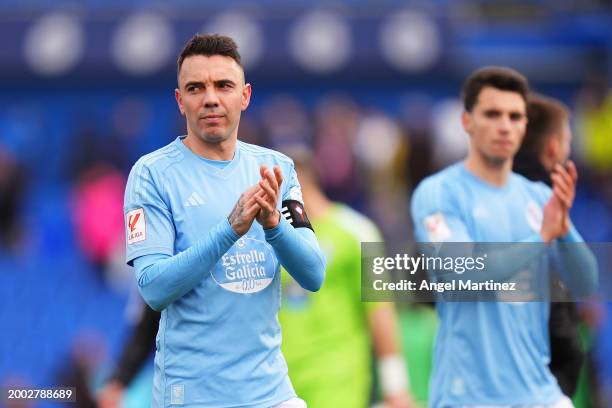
top-left (411, 67), bottom-right (597, 407)
top-left (514, 94), bottom-right (586, 402)
top-left (123, 34), bottom-right (325, 408)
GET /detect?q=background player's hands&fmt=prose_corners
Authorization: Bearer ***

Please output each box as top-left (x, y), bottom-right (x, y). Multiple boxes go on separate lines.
top-left (541, 192), bottom-right (571, 243)
top-left (541, 160), bottom-right (577, 242)
top-left (97, 380), bottom-right (124, 408)
top-left (255, 165), bottom-right (283, 229)
top-left (228, 184), bottom-right (262, 236)
top-left (551, 160), bottom-right (577, 211)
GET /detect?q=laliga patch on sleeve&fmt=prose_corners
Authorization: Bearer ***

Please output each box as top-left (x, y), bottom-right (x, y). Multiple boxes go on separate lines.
top-left (281, 200), bottom-right (314, 231)
top-left (424, 212), bottom-right (451, 242)
top-left (127, 208), bottom-right (146, 244)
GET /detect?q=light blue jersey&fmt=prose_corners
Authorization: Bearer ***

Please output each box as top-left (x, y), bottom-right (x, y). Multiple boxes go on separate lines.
top-left (411, 162), bottom-right (595, 407)
top-left (124, 136), bottom-right (325, 408)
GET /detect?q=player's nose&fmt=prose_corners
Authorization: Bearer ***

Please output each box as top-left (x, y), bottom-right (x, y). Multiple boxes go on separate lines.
top-left (202, 88), bottom-right (220, 108)
top-left (498, 115), bottom-right (512, 133)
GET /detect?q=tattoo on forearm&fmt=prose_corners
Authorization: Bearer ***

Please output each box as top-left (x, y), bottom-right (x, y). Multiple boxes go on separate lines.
top-left (228, 196), bottom-right (246, 228)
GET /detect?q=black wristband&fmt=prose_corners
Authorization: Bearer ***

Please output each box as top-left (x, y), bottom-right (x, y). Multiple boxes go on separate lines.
top-left (281, 200), bottom-right (314, 231)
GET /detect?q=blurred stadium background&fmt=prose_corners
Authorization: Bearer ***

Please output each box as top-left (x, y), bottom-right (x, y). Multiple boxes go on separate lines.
top-left (0, 1), bottom-right (611, 407)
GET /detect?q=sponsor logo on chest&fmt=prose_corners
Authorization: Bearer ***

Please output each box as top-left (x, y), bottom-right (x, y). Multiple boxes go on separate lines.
top-left (211, 236), bottom-right (278, 294)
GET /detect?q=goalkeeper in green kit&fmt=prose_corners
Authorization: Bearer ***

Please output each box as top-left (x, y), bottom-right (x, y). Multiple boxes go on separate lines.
top-left (279, 148), bottom-right (416, 408)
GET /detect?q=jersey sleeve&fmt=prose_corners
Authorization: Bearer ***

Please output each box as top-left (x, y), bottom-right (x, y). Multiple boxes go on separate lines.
top-left (550, 213), bottom-right (599, 297)
top-left (411, 178), bottom-right (472, 243)
top-left (124, 161), bottom-right (175, 266)
top-left (281, 162), bottom-right (304, 204)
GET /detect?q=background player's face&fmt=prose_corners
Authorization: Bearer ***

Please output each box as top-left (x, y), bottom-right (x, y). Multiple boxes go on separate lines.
top-left (462, 86), bottom-right (527, 166)
top-left (541, 121), bottom-right (572, 172)
top-left (175, 55), bottom-right (251, 144)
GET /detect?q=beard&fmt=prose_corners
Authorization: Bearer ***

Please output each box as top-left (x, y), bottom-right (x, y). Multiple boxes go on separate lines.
top-left (483, 154), bottom-right (508, 168)
top-left (477, 146), bottom-right (512, 168)
top-left (192, 123), bottom-right (234, 145)
top-left (198, 131), bottom-right (228, 144)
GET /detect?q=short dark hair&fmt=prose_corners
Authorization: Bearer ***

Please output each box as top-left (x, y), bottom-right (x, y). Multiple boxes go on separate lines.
top-left (177, 34), bottom-right (242, 79)
top-left (462, 66), bottom-right (529, 112)
top-left (520, 94), bottom-right (569, 157)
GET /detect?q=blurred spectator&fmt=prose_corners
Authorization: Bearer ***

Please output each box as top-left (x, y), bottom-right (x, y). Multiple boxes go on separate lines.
top-left (0, 146), bottom-right (26, 253)
top-left (70, 162), bottom-right (129, 289)
top-left (56, 331), bottom-right (109, 408)
top-left (354, 110), bottom-right (413, 244)
top-left (399, 95), bottom-right (435, 190)
top-left (97, 304), bottom-right (158, 408)
top-left (575, 76), bottom-right (612, 202)
top-left (313, 94), bottom-right (364, 207)
top-left (575, 77), bottom-right (612, 173)
top-left (111, 97), bottom-right (153, 171)
top-left (236, 113), bottom-right (266, 146)
top-left (430, 99), bottom-right (468, 171)
top-left (261, 95), bottom-right (312, 149)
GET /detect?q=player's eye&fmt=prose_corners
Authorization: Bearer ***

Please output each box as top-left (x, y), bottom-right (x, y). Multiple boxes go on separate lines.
top-left (509, 112), bottom-right (524, 121)
top-left (484, 110), bottom-right (501, 118)
top-left (187, 85), bottom-right (201, 92)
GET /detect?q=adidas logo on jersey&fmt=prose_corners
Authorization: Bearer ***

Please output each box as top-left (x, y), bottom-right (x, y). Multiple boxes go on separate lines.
top-left (184, 192), bottom-right (205, 207)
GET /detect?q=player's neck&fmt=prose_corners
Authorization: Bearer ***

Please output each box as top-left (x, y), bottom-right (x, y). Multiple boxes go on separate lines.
top-left (183, 133), bottom-right (237, 161)
top-left (464, 153), bottom-right (512, 187)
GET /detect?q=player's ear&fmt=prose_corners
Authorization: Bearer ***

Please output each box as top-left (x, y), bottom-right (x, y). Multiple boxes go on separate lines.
top-left (547, 134), bottom-right (560, 160)
top-left (461, 111), bottom-right (472, 134)
top-left (175, 88), bottom-right (185, 116)
top-left (241, 83), bottom-right (252, 111)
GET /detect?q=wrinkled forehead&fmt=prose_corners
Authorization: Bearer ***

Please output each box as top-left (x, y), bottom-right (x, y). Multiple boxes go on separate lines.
top-left (178, 54), bottom-right (245, 86)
